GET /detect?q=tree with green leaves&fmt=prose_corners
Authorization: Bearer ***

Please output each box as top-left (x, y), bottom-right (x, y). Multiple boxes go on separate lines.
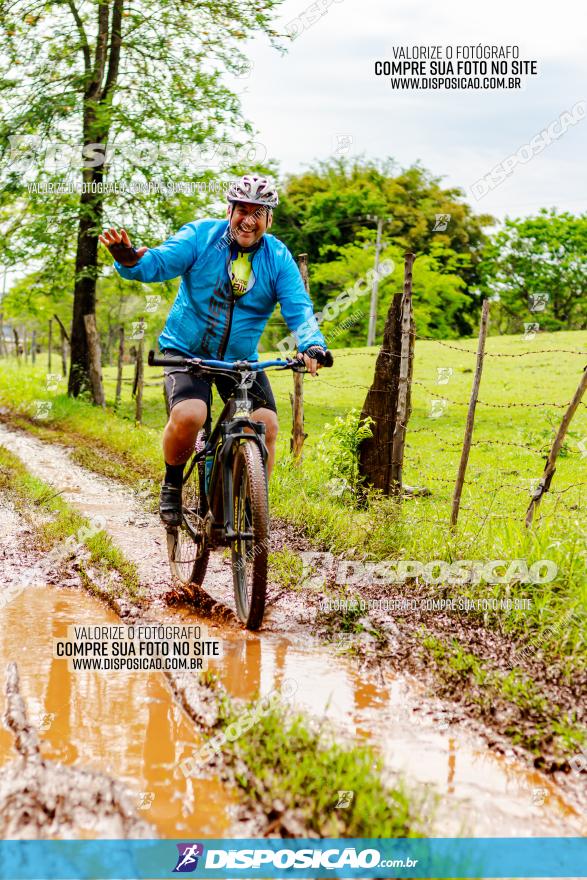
top-left (0, 0), bottom-right (283, 399)
top-left (309, 240), bottom-right (469, 345)
top-left (480, 210), bottom-right (587, 333)
top-left (270, 157), bottom-right (493, 335)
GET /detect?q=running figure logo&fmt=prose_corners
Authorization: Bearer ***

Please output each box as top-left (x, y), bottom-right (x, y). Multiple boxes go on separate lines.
top-left (172, 843), bottom-right (204, 873)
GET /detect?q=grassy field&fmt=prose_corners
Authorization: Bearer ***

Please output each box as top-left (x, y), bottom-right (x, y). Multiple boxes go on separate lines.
top-left (1, 330), bottom-right (586, 672)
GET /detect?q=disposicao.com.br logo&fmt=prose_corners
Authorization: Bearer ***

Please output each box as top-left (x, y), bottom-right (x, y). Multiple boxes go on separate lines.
top-left (200, 846), bottom-right (416, 871)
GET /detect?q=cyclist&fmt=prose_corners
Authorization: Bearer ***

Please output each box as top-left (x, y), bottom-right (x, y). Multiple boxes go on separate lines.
top-left (99, 173), bottom-right (327, 527)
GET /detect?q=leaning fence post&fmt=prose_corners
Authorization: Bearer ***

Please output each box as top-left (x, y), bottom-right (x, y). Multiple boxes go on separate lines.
top-left (290, 254), bottom-right (309, 461)
top-left (53, 313), bottom-right (70, 378)
top-left (115, 326), bottom-right (125, 409)
top-left (450, 299), bottom-right (490, 528)
top-left (134, 327), bottom-right (144, 425)
top-left (390, 252), bottom-right (416, 495)
top-left (525, 365), bottom-right (587, 527)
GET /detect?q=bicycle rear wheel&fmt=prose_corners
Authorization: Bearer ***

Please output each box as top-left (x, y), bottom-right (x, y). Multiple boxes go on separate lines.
top-left (232, 440), bottom-right (268, 630)
top-left (167, 431), bottom-right (210, 588)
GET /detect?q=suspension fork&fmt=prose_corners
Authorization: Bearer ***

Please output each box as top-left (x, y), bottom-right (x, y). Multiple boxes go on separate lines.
top-left (220, 421), bottom-right (267, 540)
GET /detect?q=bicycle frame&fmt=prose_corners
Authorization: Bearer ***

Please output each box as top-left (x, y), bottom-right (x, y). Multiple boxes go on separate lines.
top-left (181, 368), bottom-right (271, 543)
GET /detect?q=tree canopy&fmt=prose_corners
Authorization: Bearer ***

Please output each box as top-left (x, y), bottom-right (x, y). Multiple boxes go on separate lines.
top-left (480, 209), bottom-right (587, 333)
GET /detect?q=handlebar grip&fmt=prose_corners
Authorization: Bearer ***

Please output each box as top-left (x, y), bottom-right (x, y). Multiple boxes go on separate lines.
top-left (148, 349), bottom-right (187, 367)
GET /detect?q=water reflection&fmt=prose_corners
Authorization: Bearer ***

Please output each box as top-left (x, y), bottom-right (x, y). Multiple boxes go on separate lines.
top-left (0, 586), bottom-right (234, 838)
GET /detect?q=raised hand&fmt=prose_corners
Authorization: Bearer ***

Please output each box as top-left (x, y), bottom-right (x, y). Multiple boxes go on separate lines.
top-left (99, 227), bottom-right (148, 267)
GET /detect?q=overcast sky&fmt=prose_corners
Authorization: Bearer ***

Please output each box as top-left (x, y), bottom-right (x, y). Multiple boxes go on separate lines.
top-left (231, 0), bottom-right (587, 220)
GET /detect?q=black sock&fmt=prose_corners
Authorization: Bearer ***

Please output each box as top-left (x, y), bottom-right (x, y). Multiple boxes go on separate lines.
top-left (164, 462), bottom-right (185, 488)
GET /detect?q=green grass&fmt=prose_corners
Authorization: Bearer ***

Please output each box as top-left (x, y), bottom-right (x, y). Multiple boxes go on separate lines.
top-left (419, 631), bottom-right (585, 757)
top-left (0, 330), bottom-right (586, 665)
top-left (268, 547), bottom-right (305, 591)
top-left (0, 444), bottom-right (143, 603)
top-left (205, 678), bottom-right (426, 837)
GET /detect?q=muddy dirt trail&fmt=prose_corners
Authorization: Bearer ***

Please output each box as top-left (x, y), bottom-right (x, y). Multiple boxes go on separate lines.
top-left (0, 423), bottom-right (585, 839)
top-left (0, 501), bottom-right (241, 840)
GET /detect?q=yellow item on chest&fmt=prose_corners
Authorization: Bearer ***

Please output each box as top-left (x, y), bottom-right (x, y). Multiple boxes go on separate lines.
top-left (230, 250), bottom-right (253, 297)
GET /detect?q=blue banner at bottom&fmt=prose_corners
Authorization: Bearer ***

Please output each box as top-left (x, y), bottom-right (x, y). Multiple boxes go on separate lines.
top-left (0, 838), bottom-right (586, 879)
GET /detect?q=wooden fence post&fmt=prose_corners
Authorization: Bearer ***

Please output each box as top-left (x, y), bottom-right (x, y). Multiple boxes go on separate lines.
top-left (83, 314), bottom-right (105, 407)
top-left (115, 326), bottom-right (125, 409)
top-left (60, 330), bottom-right (67, 377)
top-left (291, 255), bottom-right (309, 461)
top-left (390, 252), bottom-right (416, 495)
top-left (0, 311), bottom-right (6, 357)
top-left (450, 299), bottom-right (490, 528)
top-left (53, 314), bottom-right (70, 378)
top-left (135, 331), bottom-right (144, 425)
top-left (47, 318), bottom-right (52, 371)
top-left (525, 365), bottom-right (587, 527)
top-left (132, 320), bottom-right (145, 398)
top-left (13, 328), bottom-right (20, 361)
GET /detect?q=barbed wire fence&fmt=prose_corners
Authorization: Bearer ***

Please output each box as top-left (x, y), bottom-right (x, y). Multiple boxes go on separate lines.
top-left (299, 354), bottom-right (587, 533)
top-left (288, 253), bottom-right (587, 533)
top-left (79, 254), bottom-right (586, 533)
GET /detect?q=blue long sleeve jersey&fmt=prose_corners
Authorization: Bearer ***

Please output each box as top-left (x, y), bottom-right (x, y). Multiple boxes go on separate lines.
top-left (114, 219), bottom-right (326, 360)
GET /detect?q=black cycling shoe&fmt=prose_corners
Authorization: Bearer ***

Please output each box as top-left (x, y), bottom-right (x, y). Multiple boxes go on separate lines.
top-left (159, 483), bottom-right (183, 528)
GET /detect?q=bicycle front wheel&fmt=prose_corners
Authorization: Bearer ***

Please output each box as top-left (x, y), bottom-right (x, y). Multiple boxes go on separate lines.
top-left (231, 440), bottom-right (268, 630)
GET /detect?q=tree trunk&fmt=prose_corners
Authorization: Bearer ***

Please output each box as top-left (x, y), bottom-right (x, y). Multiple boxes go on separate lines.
top-left (389, 252), bottom-right (416, 494)
top-left (358, 293), bottom-right (403, 492)
top-left (68, 187), bottom-right (103, 397)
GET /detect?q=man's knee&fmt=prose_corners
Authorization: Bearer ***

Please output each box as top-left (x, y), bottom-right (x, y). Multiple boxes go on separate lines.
top-left (258, 409), bottom-right (278, 442)
top-left (169, 399), bottom-right (207, 435)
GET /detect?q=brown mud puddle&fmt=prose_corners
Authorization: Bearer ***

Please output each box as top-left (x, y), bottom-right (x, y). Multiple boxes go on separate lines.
top-left (0, 424), bottom-right (584, 838)
top-left (0, 584), bottom-right (235, 838)
top-left (167, 609), bottom-right (586, 837)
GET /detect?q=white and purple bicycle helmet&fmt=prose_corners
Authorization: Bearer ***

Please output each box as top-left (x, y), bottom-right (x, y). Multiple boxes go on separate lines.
top-left (227, 174), bottom-right (279, 209)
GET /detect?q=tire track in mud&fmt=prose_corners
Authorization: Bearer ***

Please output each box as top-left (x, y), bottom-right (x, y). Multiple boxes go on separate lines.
top-left (0, 423), bottom-right (585, 838)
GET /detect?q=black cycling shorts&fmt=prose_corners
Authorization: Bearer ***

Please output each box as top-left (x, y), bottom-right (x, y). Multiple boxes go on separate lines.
top-left (163, 349), bottom-right (277, 415)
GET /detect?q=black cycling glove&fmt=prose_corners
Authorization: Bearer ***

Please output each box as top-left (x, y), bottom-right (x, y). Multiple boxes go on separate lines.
top-left (107, 240), bottom-right (139, 266)
top-left (300, 345), bottom-right (327, 364)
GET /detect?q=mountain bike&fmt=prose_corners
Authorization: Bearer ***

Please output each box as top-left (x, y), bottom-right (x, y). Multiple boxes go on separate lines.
top-left (148, 349), bottom-right (333, 630)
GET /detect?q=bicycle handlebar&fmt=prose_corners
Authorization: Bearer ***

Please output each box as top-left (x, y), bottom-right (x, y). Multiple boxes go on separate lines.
top-left (147, 349), bottom-right (334, 371)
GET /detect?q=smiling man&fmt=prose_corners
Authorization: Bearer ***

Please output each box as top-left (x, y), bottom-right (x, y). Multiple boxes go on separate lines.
top-left (99, 174), bottom-right (326, 526)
